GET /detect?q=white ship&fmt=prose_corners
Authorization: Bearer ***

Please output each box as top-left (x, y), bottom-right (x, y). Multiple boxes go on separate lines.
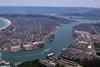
top-left (47, 53), bottom-right (54, 57)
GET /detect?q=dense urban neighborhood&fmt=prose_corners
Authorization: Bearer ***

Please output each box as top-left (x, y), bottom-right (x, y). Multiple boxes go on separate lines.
top-left (0, 6), bottom-right (100, 67)
top-left (0, 14), bottom-right (73, 52)
top-left (30, 22), bottom-right (100, 67)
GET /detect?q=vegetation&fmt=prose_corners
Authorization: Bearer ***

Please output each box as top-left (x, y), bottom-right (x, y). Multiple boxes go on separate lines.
top-left (18, 59), bottom-right (46, 67)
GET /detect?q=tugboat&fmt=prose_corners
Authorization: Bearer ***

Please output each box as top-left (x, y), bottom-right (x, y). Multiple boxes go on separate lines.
top-left (47, 53), bottom-right (54, 57)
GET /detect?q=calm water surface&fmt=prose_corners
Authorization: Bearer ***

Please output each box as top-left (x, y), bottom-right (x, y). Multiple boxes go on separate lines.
top-left (0, 19), bottom-right (6, 29)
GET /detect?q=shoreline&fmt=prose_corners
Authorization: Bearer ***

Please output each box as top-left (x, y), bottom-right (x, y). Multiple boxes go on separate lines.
top-left (0, 16), bottom-right (59, 53)
top-left (0, 14), bottom-right (70, 53)
top-left (0, 17), bottom-right (11, 30)
top-left (58, 23), bottom-right (100, 67)
top-left (0, 14), bottom-right (74, 65)
top-left (3, 25), bottom-right (59, 53)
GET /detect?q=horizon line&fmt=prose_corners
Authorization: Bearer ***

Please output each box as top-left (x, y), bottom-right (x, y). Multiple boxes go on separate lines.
top-left (0, 6), bottom-right (99, 9)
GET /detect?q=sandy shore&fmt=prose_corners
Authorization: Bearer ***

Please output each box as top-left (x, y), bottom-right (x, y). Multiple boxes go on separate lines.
top-left (0, 17), bottom-right (11, 30)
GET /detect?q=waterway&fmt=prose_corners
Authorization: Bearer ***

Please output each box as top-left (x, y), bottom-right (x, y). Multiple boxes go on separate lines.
top-left (0, 16), bottom-right (98, 65)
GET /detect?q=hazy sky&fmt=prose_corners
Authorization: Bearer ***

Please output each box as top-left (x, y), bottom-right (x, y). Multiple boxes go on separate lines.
top-left (0, 0), bottom-right (100, 8)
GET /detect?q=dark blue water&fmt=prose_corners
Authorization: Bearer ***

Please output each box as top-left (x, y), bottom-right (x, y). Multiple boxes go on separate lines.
top-left (0, 6), bottom-right (93, 15)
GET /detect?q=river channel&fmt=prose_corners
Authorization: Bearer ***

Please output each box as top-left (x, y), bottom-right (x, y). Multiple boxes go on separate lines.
top-left (0, 16), bottom-right (97, 64)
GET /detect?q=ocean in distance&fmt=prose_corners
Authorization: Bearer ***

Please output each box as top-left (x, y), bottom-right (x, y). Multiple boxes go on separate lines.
top-left (0, 7), bottom-right (99, 64)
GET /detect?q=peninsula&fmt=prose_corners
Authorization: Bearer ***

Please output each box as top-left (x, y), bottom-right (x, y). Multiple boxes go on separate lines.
top-left (0, 14), bottom-right (73, 52)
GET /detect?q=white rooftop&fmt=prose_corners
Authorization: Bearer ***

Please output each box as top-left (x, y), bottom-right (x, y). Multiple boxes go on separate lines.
top-left (88, 45), bottom-right (92, 49)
